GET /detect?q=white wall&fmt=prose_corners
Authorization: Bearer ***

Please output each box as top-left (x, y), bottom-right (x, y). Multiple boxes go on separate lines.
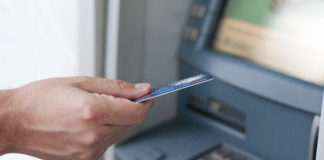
top-left (0, 0), bottom-right (96, 159)
top-left (0, 0), bottom-right (80, 90)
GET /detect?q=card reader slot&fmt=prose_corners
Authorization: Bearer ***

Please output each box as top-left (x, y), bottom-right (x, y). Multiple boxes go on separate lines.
top-left (188, 104), bottom-right (246, 133)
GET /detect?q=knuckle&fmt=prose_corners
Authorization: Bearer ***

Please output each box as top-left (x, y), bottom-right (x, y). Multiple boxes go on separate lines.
top-left (144, 100), bottom-right (154, 109)
top-left (79, 151), bottom-right (97, 160)
top-left (80, 105), bottom-right (97, 121)
top-left (134, 112), bottom-right (146, 124)
top-left (81, 132), bottom-right (101, 147)
top-left (111, 80), bottom-right (128, 90)
top-left (76, 76), bottom-right (91, 84)
top-left (127, 103), bottom-right (148, 125)
top-left (73, 76), bottom-right (92, 88)
top-left (79, 76), bottom-right (91, 82)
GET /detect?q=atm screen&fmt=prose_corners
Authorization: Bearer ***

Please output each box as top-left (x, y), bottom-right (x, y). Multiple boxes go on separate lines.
top-left (213, 0), bottom-right (324, 86)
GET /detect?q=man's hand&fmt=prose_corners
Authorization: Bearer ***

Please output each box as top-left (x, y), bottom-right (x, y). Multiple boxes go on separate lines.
top-left (0, 76), bottom-right (154, 160)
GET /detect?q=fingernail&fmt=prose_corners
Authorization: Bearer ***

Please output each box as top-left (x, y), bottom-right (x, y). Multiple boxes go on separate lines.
top-left (135, 83), bottom-right (150, 90)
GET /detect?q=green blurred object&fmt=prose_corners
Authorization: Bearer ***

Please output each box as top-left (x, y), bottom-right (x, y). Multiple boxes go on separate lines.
top-left (226, 0), bottom-right (272, 26)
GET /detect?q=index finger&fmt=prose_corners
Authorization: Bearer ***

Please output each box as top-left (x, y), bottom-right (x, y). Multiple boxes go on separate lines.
top-left (86, 93), bottom-right (154, 126)
top-left (72, 76), bottom-right (151, 100)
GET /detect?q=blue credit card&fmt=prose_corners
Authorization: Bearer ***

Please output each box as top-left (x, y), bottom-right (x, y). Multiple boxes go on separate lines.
top-left (133, 74), bottom-right (214, 103)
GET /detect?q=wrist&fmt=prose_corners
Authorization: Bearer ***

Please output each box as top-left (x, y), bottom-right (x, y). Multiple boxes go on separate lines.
top-left (0, 89), bottom-right (16, 155)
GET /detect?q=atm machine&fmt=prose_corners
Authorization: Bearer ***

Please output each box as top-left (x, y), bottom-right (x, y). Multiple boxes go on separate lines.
top-left (115, 0), bottom-right (324, 160)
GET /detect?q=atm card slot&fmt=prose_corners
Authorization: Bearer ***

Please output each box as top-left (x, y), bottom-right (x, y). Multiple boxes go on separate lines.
top-left (188, 95), bottom-right (246, 134)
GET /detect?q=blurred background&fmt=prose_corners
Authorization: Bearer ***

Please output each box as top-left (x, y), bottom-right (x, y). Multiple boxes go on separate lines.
top-left (0, 0), bottom-right (324, 160)
top-left (0, 0), bottom-right (188, 159)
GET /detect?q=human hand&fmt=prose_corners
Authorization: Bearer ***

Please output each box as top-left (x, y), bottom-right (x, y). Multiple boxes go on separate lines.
top-left (0, 76), bottom-right (153, 160)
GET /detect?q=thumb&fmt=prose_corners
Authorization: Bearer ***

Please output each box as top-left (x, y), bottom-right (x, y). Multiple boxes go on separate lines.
top-left (133, 83), bottom-right (152, 98)
top-left (74, 77), bottom-right (151, 99)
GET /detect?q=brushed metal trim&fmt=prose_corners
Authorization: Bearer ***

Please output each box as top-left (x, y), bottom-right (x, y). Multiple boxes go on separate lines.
top-left (309, 115), bottom-right (320, 160)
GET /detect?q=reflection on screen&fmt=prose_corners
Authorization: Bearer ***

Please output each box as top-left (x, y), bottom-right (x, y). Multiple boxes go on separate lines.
top-left (213, 0), bottom-right (324, 86)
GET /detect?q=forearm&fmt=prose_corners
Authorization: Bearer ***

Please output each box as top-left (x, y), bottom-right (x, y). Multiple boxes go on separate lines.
top-left (0, 89), bottom-right (14, 155)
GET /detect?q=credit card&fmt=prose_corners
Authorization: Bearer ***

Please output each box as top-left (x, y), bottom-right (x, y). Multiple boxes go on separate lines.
top-left (133, 74), bottom-right (214, 103)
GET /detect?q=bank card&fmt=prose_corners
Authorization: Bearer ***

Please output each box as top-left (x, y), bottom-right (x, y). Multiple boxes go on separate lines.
top-left (133, 74), bottom-right (214, 103)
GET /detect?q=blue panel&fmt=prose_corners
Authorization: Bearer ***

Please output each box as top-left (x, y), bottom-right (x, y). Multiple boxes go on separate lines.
top-left (178, 64), bottom-right (315, 160)
top-left (178, 48), bottom-right (323, 114)
top-left (179, 0), bottom-right (323, 114)
top-left (115, 65), bottom-right (316, 160)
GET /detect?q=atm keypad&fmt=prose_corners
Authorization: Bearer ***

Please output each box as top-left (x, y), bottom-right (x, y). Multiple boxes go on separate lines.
top-left (184, 26), bottom-right (199, 42)
top-left (195, 146), bottom-right (251, 160)
top-left (191, 3), bottom-right (207, 19)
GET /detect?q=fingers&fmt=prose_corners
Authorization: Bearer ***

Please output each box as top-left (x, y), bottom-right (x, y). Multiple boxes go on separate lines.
top-left (72, 76), bottom-right (151, 100)
top-left (73, 76), bottom-right (154, 125)
top-left (83, 94), bottom-right (154, 125)
top-left (103, 97), bottom-right (154, 125)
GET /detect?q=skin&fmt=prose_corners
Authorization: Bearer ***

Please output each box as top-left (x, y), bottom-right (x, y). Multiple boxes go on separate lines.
top-left (0, 76), bottom-right (154, 160)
